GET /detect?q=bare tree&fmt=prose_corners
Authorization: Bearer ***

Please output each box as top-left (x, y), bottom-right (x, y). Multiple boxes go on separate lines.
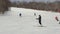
top-left (0, 0), bottom-right (11, 14)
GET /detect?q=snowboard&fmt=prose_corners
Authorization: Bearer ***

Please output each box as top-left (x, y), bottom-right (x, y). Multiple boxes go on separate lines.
top-left (33, 25), bottom-right (46, 27)
top-left (37, 25), bottom-right (46, 27)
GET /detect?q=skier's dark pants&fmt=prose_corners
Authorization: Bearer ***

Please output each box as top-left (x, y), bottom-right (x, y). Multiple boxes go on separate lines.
top-left (39, 20), bottom-right (41, 25)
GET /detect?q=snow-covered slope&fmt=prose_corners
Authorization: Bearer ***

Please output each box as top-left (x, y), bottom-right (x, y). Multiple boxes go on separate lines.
top-left (0, 7), bottom-right (60, 34)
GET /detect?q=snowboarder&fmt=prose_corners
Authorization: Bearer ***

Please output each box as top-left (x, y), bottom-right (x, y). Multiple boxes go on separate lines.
top-left (36, 15), bottom-right (42, 26)
top-left (19, 13), bottom-right (22, 17)
top-left (55, 16), bottom-right (60, 24)
top-left (38, 15), bottom-right (42, 25)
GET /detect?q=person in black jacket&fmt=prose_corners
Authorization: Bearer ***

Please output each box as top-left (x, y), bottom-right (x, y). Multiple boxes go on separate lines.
top-left (38, 15), bottom-right (42, 25)
top-left (19, 13), bottom-right (22, 16)
top-left (34, 13), bottom-right (36, 16)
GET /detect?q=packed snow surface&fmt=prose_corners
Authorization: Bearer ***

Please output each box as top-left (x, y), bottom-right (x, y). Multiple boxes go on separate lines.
top-left (0, 7), bottom-right (60, 34)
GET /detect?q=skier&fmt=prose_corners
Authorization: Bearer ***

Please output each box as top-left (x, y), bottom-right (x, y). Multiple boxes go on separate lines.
top-left (55, 16), bottom-right (59, 21)
top-left (38, 15), bottom-right (42, 26)
top-left (36, 15), bottom-right (43, 26)
top-left (34, 13), bottom-right (36, 16)
top-left (55, 16), bottom-right (60, 24)
top-left (19, 13), bottom-right (22, 17)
